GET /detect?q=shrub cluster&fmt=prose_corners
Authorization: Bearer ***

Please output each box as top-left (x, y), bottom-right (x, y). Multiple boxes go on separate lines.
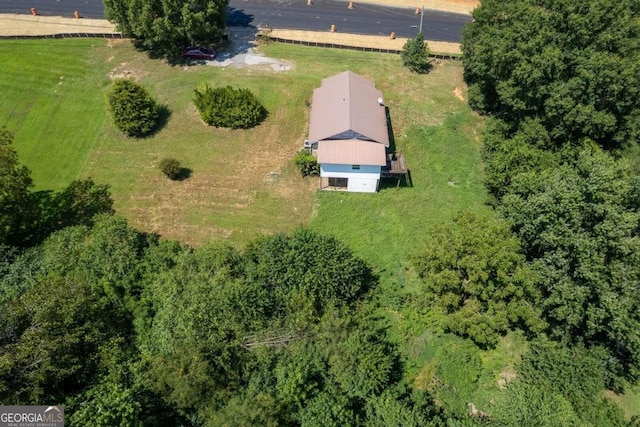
top-left (193, 85), bottom-right (267, 129)
top-left (107, 79), bottom-right (160, 137)
top-left (294, 150), bottom-right (319, 176)
top-left (159, 158), bottom-right (182, 180)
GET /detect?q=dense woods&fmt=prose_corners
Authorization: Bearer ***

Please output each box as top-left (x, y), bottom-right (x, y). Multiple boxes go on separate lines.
top-left (0, 211), bottom-right (448, 426)
top-left (460, 0), bottom-right (639, 411)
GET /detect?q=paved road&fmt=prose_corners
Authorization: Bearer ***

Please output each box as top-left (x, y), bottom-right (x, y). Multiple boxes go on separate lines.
top-left (227, 0), bottom-right (469, 41)
top-left (0, 0), bottom-right (105, 18)
top-left (1, 0), bottom-right (470, 42)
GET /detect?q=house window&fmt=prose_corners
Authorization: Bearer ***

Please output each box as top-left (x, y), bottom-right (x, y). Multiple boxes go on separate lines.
top-left (352, 165), bottom-right (360, 170)
top-left (328, 177), bottom-right (348, 188)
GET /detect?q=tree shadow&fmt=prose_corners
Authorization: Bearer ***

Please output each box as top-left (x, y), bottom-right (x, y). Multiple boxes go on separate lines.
top-left (421, 60), bottom-right (434, 74)
top-left (226, 7), bottom-right (254, 26)
top-left (212, 25), bottom-right (260, 64)
top-left (156, 104), bottom-right (171, 131)
top-left (173, 167), bottom-right (192, 181)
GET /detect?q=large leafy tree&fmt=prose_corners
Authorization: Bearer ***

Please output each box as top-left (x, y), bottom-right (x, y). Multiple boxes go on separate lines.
top-left (104, 0), bottom-right (229, 56)
top-left (137, 230), bottom-right (377, 420)
top-left (413, 211), bottom-right (545, 347)
top-left (462, 0), bottom-right (640, 147)
top-left (0, 128), bottom-right (114, 247)
top-left (0, 274), bottom-right (128, 404)
top-left (134, 230), bottom-right (443, 425)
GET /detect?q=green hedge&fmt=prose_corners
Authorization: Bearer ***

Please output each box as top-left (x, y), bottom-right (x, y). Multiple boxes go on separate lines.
top-left (193, 85), bottom-right (267, 129)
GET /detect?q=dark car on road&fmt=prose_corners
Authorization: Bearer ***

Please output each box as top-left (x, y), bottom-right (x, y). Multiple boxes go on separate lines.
top-left (181, 47), bottom-right (216, 60)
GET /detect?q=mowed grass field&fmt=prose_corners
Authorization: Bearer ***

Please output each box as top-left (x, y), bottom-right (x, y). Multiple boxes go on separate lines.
top-left (0, 39), bottom-right (112, 190)
top-left (0, 38), bottom-right (488, 254)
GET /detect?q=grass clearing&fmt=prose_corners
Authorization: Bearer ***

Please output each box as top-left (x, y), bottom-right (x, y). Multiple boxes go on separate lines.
top-left (606, 383), bottom-right (640, 420)
top-left (1, 39), bottom-right (488, 250)
top-left (0, 39), bottom-right (113, 190)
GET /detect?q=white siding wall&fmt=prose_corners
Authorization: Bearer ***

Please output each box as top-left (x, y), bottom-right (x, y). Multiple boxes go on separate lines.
top-left (320, 164), bottom-right (381, 193)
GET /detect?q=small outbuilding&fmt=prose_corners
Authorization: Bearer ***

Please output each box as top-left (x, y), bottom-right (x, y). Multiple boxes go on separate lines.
top-left (308, 71), bottom-right (404, 193)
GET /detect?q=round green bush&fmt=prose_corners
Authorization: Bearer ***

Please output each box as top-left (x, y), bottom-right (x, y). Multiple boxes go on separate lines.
top-left (159, 158), bottom-right (182, 180)
top-left (193, 84), bottom-right (267, 129)
top-left (108, 79), bottom-right (160, 137)
top-left (294, 150), bottom-right (319, 176)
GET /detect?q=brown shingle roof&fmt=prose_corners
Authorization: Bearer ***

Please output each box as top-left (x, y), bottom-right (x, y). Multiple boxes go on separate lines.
top-left (308, 71), bottom-right (389, 146)
top-left (317, 139), bottom-right (387, 166)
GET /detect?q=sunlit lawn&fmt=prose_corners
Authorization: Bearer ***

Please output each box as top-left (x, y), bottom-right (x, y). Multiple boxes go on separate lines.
top-left (0, 39), bottom-right (112, 190)
top-left (0, 39), bottom-right (488, 250)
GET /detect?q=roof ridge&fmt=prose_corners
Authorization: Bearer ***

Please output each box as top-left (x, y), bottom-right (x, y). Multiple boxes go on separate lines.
top-left (347, 71), bottom-right (354, 133)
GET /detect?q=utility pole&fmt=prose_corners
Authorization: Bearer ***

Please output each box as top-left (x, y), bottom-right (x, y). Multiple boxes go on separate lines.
top-left (419, 5), bottom-right (424, 35)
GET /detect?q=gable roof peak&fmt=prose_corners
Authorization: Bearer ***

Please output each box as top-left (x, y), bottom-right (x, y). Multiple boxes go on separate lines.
top-left (308, 71), bottom-right (389, 146)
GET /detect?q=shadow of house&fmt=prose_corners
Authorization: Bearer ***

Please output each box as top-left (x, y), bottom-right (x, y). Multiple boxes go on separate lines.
top-left (385, 106), bottom-right (397, 153)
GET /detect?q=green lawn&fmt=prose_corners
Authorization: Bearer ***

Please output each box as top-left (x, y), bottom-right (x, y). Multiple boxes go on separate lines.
top-left (0, 39), bottom-right (113, 190)
top-left (0, 39), bottom-right (489, 250)
top-left (308, 111), bottom-right (489, 277)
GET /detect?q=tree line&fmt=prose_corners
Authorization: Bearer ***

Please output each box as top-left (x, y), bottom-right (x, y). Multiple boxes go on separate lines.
top-left (0, 212), bottom-right (449, 426)
top-left (405, 0), bottom-right (640, 422)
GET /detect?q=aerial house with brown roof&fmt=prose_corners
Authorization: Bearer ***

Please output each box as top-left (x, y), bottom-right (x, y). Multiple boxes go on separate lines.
top-left (308, 71), bottom-right (405, 193)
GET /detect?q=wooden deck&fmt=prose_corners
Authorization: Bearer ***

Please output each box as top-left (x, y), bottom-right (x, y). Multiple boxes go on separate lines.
top-left (381, 152), bottom-right (408, 187)
top-left (382, 152), bottom-right (407, 176)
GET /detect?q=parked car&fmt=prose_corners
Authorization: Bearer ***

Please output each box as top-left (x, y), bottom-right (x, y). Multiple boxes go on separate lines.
top-left (181, 47), bottom-right (216, 60)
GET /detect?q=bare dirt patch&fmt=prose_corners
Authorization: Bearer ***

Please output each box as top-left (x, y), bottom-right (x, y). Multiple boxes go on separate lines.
top-left (108, 62), bottom-right (147, 80)
top-left (497, 369), bottom-right (517, 389)
top-left (454, 87), bottom-right (465, 101)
